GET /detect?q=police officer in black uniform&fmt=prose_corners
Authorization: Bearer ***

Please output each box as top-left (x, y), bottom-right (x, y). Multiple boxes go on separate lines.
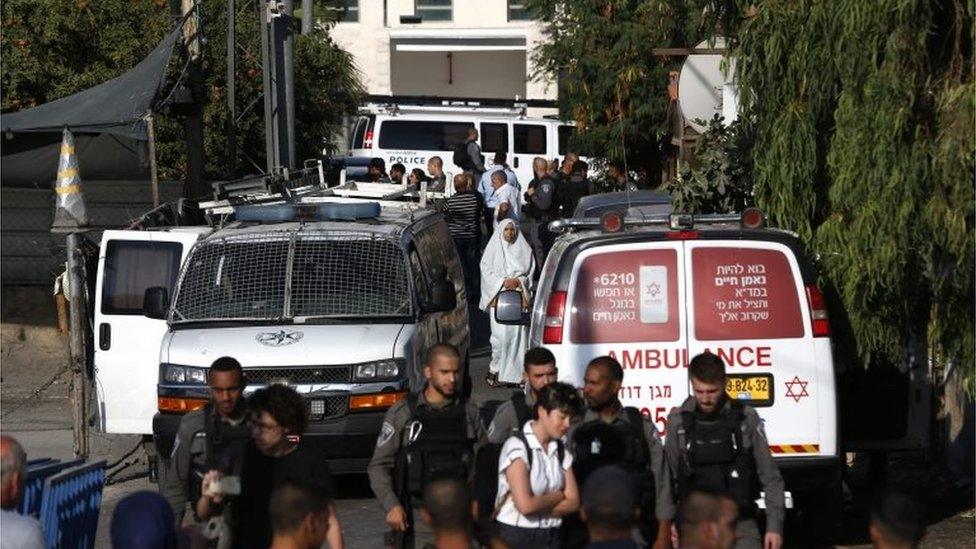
top-left (566, 356), bottom-right (675, 549)
top-left (664, 352), bottom-right (785, 549)
top-left (162, 357), bottom-right (251, 535)
top-left (367, 343), bottom-right (486, 548)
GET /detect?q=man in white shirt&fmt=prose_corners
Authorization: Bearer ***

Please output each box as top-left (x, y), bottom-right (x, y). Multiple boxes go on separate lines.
top-left (1, 435), bottom-right (45, 549)
top-left (491, 171), bottom-right (522, 229)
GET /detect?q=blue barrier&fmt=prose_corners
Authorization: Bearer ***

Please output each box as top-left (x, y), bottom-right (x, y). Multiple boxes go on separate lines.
top-left (38, 461), bottom-right (106, 549)
top-left (19, 459), bottom-right (84, 518)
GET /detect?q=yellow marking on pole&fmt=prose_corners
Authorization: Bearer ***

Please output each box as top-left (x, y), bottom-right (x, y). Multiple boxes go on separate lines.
top-left (55, 185), bottom-right (81, 195)
top-left (60, 145), bottom-right (75, 155)
top-left (58, 168), bottom-right (79, 179)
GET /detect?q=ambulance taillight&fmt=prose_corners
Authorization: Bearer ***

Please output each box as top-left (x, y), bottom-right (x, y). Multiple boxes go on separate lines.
top-left (543, 291), bottom-right (568, 344)
top-left (805, 285), bottom-right (831, 337)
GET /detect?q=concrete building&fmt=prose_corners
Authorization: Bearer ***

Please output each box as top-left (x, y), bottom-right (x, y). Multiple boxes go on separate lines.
top-left (326, 0), bottom-right (556, 104)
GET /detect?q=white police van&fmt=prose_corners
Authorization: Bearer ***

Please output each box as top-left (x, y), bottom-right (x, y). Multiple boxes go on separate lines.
top-left (345, 100), bottom-right (578, 185)
top-left (92, 177), bottom-right (470, 473)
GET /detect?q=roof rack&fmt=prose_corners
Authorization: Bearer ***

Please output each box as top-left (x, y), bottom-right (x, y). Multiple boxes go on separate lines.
top-left (199, 161), bottom-right (446, 222)
top-left (362, 94), bottom-right (559, 117)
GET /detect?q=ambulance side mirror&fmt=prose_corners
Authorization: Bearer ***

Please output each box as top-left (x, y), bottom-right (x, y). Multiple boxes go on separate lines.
top-left (143, 287), bottom-right (170, 320)
top-left (494, 290), bottom-right (529, 325)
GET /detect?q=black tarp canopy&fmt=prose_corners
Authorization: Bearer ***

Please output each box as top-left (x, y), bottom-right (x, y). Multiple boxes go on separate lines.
top-left (1, 28), bottom-right (180, 187)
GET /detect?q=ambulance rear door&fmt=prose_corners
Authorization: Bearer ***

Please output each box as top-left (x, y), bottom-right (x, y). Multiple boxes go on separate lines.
top-left (558, 240), bottom-right (690, 434)
top-left (93, 229), bottom-right (201, 434)
top-left (683, 240), bottom-right (838, 460)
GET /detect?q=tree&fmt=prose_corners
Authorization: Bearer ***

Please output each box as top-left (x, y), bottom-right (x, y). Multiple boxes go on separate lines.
top-left (722, 0), bottom-right (974, 386)
top-left (524, 0), bottom-right (712, 187)
top-left (1, 0), bottom-right (364, 182)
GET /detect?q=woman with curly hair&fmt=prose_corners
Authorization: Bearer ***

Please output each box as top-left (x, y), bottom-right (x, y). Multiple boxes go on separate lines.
top-left (196, 384), bottom-right (345, 548)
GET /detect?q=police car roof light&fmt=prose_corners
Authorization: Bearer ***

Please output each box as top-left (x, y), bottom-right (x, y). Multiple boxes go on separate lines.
top-left (740, 208), bottom-right (766, 229)
top-left (600, 211), bottom-right (624, 233)
top-left (233, 201), bottom-right (382, 223)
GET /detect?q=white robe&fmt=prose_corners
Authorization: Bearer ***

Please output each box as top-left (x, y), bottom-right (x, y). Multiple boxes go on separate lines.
top-left (480, 219), bottom-right (536, 384)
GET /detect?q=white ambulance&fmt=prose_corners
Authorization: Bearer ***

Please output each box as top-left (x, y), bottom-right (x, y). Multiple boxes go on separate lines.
top-left (495, 208), bottom-right (844, 532)
top-left (344, 101), bottom-right (578, 185)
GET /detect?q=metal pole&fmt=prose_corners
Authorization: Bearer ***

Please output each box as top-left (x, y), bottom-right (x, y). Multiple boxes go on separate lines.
top-left (301, 0), bottom-right (313, 34)
top-left (147, 113), bottom-right (160, 207)
top-left (226, 0), bottom-right (237, 177)
top-left (66, 233), bottom-right (89, 458)
top-left (282, 0), bottom-right (296, 169)
top-left (258, 0), bottom-right (276, 171)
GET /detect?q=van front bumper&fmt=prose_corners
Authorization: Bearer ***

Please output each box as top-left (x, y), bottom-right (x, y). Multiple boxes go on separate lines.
top-left (151, 409), bottom-right (386, 474)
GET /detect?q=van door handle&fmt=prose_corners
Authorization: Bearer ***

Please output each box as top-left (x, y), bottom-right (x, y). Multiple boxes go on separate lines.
top-left (513, 157), bottom-right (520, 168)
top-left (99, 323), bottom-right (111, 351)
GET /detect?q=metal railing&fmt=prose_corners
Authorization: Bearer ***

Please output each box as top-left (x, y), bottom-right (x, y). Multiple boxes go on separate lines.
top-left (39, 460), bottom-right (107, 549)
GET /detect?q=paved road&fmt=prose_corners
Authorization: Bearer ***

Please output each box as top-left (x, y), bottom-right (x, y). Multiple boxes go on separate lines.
top-left (2, 307), bottom-right (973, 547)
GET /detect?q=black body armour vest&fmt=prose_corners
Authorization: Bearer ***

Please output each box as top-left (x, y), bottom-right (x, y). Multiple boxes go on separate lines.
top-left (677, 402), bottom-right (759, 516)
top-left (188, 404), bottom-right (251, 503)
top-left (395, 394), bottom-right (475, 499)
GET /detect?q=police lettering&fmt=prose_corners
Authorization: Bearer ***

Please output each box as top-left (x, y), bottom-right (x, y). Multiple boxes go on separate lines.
top-left (388, 155), bottom-right (427, 165)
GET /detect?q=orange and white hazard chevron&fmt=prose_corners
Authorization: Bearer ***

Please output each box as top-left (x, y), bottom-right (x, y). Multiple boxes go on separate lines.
top-left (769, 444), bottom-right (819, 454)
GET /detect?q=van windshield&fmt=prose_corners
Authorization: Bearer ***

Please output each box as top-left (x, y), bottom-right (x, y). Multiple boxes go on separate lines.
top-left (171, 232), bottom-right (412, 322)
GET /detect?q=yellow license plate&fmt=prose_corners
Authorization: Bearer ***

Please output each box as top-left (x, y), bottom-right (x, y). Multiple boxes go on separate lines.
top-left (726, 374), bottom-right (773, 406)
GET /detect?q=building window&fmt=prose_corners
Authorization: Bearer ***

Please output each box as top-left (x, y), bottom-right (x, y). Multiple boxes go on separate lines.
top-left (508, 0), bottom-right (531, 20)
top-left (416, 0), bottom-right (451, 22)
top-left (326, 0), bottom-right (358, 23)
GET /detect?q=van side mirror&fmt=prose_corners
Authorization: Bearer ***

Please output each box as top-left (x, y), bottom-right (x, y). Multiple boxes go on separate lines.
top-left (494, 289), bottom-right (529, 325)
top-left (423, 266), bottom-right (456, 313)
top-left (143, 287), bottom-right (170, 320)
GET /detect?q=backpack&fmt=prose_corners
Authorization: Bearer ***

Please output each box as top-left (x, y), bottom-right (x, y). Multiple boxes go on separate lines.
top-left (473, 393), bottom-right (543, 523)
top-left (565, 407), bottom-right (656, 548)
top-left (452, 140), bottom-right (473, 171)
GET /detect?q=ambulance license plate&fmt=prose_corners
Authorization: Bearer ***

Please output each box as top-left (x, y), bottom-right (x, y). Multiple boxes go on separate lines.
top-left (726, 374), bottom-right (773, 406)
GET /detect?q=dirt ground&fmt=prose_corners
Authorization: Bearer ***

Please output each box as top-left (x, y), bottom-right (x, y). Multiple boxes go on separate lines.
top-left (1, 285), bottom-right (972, 547)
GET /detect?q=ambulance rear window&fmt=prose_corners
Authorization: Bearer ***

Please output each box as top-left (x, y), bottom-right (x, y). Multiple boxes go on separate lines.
top-left (570, 249), bottom-right (680, 343)
top-left (691, 247), bottom-right (804, 340)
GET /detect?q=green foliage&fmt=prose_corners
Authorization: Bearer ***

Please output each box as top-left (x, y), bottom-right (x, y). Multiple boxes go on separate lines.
top-left (666, 114), bottom-right (754, 213)
top-left (1, 0), bottom-right (172, 112)
top-left (2, 0), bottom-right (364, 181)
top-left (724, 0), bottom-right (974, 385)
top-left (524, 0), bottom-right (714, 187)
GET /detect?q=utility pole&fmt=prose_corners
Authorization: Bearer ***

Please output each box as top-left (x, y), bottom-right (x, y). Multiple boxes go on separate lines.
top-left (258, 0), bottom-right (297, 172)
top-left (226, 0), bottom-right (236, 178)
top-left (301, 0), bottom-right (313, 34)
top-left (170, 0), bottom-right (207, 198)
top-left (66, 233), bottom-right (88, 458)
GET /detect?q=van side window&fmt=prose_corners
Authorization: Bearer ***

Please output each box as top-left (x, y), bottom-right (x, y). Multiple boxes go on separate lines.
top-left (101, 240), bottom-right (183, 315)
top-left (350, 115), bottom-right (375, 149)
top-left (409, 247), bottom-right (430, 305)
top-left (412, 222), bottom-right (464, 299)
top-left (570, 249), bottom-right (680, 343)
top-left (691, 247), bottom-right (804, 340)
top-left (378, 120), bottom-right (471, 151)
top-left (514, 124), bottom-right (547, 155)
top-left (558, 125), bottom-right (575, 155)
top-left (480, 123), bottom-right (509, 153)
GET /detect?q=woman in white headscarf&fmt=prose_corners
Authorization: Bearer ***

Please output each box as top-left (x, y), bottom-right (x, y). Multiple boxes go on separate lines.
top-left (480, 218), bottom-right (535, 387)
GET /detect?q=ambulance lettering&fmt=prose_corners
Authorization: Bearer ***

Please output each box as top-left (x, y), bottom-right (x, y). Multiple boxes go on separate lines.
top-left (607, 346), bottom-right (772, 368)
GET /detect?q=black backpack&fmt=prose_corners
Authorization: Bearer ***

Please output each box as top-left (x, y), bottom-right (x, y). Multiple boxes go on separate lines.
top-left (473, 392), bottom-right (540, 523)
top-left (452, 140), bottom-right (473, 170)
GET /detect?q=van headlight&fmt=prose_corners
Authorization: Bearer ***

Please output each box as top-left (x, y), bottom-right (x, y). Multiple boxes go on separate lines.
top-left (161, 364), bottom-right (208, 385)
top-left (352, 359), bottom-right (402, 382)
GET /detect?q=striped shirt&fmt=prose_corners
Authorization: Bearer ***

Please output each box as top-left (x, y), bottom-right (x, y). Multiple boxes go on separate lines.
top-left (444, 191), bottom-right (482, 240)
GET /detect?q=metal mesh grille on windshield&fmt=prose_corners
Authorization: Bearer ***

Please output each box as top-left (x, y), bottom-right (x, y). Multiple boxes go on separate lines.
top-left (172, 231), bottom-right (410, 321)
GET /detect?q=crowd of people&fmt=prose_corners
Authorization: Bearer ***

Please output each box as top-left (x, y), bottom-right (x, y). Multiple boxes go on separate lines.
top-left (0, 345), bottom-right (930, 549)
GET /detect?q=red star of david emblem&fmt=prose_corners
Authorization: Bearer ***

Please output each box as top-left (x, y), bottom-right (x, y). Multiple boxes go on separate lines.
top-left (784, 376), bottom-right (809, 403)
top-left (645, 282), bottom-right (661, 298)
